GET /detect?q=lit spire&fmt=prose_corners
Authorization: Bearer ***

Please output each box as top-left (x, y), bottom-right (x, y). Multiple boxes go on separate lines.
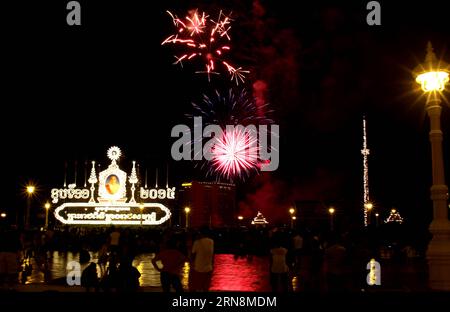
top-left (361, 116), bottom-right (371, 227)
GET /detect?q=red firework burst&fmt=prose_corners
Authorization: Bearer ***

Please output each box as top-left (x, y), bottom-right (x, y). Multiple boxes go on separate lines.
top-left (162, 10), bottom-right (249, 84)
top-left (211, 127), bottom-right (260, 181)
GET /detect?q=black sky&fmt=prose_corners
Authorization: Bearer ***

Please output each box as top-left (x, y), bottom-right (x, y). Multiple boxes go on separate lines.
top-left (2, 0), bottom-right (450, 228)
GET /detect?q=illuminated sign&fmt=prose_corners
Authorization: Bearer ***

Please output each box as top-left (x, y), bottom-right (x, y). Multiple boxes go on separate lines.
top-left (51, 146), bottom-right (174, 225)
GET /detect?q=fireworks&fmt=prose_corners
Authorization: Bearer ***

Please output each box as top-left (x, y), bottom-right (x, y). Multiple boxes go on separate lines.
top-left (191, 88), bottom-right (272, 127)
top-left (162, 10), bottom-right (249, 84)
top-left (189, 89), bottom-right (274, 181)
top-left (211, 126), bottom-right (260, 181)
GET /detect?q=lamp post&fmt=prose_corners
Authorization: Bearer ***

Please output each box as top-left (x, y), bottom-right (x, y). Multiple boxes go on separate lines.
top-left (237, 215), bottom-right (243, 227)
top-left (413, 42), bottom-right (450, 290)
top-left (25, 185), bottom-right (35, 230)
top-left (140, 204), bottom-right (144, 226)
top-left (375, 213), bottom-right (379, 227)
top-left (289, 208), bottom-right (295, 229)
top-left (365, 202), bottom-right (373, 225)
top-left (184, 207), bottom-right (190, 228)
top-left (44, 202), bottom-right (50, 229)
top-left (328, 207), bottom-right (335, 231)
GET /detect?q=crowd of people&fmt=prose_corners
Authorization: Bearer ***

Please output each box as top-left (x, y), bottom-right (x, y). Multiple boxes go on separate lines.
top-left (0, 223), bottom-right (428, 292)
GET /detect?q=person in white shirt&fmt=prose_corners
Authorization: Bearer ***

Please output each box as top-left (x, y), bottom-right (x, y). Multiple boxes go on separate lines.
top-left (189, 227), bottom-right (214, 291)
top-left (269, 235), bottom-right (289, 292)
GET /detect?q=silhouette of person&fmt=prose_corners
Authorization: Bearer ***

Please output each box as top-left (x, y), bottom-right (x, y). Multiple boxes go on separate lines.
top-left (152, 237), bottom-right (186, 292)
top-left (189, 227), bottom-right (214, 292)
top-left (106, 175), bottom-right (120, 195)
top-left (81, 262), bottom-right (99, 292)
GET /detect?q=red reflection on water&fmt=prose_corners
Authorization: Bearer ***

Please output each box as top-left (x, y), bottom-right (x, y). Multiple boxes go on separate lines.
top-left (209, 254), bottom-right (271, 291)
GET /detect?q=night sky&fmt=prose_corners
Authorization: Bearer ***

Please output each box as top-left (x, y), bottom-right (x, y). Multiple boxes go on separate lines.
top-left (2, 0), bottom-right (450, 230)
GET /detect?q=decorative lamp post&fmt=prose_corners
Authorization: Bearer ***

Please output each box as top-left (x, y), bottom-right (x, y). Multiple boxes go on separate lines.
top-left (44, 202), bottom-right (50, 229)
top-left (289, 208), bottom-right (295, 229)
top-left (237, 215), bottom-right (243, 227)
top-left (25, 185), bottom-right (35, 230)
top-left (365, 202), bottom-right (373, 225)
top-left (328, 207), bottom-right (335, 231)
top-left (291, 216), bottom-right (297, 229)
top-left (413, 42), bottom-right (450, 290)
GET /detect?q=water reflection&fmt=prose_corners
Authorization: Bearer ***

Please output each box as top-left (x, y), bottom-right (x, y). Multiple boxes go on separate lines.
top-left (26, 252), bottom-right (276, 291)
top-left (210, 255), bottom-right (271, 291)
top-left (132, 253), bottom-right (160, 288)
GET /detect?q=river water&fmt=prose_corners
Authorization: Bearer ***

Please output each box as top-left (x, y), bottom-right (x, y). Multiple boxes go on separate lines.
top-left (25, 251), bottom-right (275, 291)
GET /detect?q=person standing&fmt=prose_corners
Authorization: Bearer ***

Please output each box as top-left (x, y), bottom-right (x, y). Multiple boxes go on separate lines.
top-left (189, 227), bottom-right (214, 292)
top-left (81, 262), bottom-right (99, 292)
top-left (324, 236), bottom-right (347, 292)
top-left (152, 238), bottom-right (186, 292)
top-left (269, 235), bottom-right (290, 292)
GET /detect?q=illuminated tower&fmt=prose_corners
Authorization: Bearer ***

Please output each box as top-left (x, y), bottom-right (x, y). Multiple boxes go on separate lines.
top-left (361, 116), bottom-right (371, 227)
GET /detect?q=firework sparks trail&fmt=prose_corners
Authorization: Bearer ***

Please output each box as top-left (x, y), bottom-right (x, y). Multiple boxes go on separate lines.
top-left (162, 10), bottom-right (249, 84)
top-left (190, 89), bottom-right (273, 127)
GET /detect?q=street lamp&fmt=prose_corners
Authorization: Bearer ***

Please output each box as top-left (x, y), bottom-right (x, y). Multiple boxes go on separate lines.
top-left (25, 184), bottom-right (35, 230)
top-left (44, 202), bottom-right (50, 229)
top-left (184, 207), bottom-right (190, 228)
top-left (289, 208), bottom-right (296, 229)
top-left (365, 202), bottom-right (373, 225)
top-left (0, 212), bottom-right (6, 218)
top-left (237, 215), bottom-right (243, 228)
top-left (140, 203), bottom-right (144, 226)
top-left (291, 216), bottom-right (297, 229)
top-left (413, 42), bottom-right (450, 290)
top-left (375, 213), bottom-right (379, 227)
top-left (328, 207), bottom-right (335, 231)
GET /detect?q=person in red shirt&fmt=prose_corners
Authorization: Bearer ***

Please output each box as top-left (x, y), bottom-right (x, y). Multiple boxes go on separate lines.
top-left (152, 238), bottom-right (187, 292)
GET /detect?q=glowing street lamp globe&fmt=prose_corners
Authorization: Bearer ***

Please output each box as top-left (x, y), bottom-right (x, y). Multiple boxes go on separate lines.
top-left (184, 207), bottom-right (190, 214)
top-left (413, 42), bottom-right (450, 92)
top-left (416, 72), bottom-right (449, 92)
top-left (26, 185), bottom-right (35, 195)
top-left (289, 208), bottom-right (295, 215)
top-left (328, 207), bottom-right (335, 215)
top-left (364, 202), bottom-right (373, 210)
